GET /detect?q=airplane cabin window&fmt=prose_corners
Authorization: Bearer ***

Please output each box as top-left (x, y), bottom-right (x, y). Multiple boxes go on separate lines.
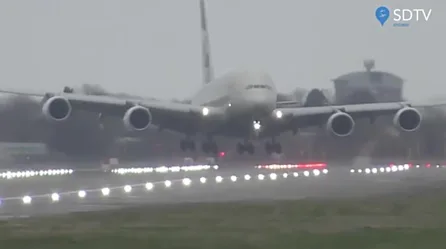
top-left (245, 84), bottom-right (272, 90)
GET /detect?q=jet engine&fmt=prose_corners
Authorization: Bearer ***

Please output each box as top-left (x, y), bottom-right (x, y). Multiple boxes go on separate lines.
top-left (326, 112), bottom-right (355, 137)
top-left (393, 107), bottom-right (422, 132)
top-left (42, 96), bottom-right (72, 121)
top-left (123, 106), bottom-right (152, 131)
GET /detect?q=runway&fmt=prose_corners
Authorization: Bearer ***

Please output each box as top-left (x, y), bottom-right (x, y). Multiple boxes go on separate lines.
top-left (0, 163), bottom-right (445, 219)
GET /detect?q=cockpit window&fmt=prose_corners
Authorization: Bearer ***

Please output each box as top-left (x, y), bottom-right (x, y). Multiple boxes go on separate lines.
top-left (245, 84), bottom-right (272, 90)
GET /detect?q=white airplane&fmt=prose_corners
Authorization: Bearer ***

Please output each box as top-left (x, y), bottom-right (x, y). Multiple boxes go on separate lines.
top-left (0, 0), bottom-right (443, 156)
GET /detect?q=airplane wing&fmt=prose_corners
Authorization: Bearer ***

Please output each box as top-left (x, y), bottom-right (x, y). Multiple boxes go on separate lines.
top-left (273, 101), bottom-right (446, 120)
top-left (276, 100), bottom-right (302, 108)
top-left (0, 89), bottom-right (226, 134)
top-left (267, 100), bottom-right (446, 137)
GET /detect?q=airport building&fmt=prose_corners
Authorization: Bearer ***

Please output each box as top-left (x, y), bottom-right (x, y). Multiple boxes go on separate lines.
top-left (332, 60), bottom-right (404, 104)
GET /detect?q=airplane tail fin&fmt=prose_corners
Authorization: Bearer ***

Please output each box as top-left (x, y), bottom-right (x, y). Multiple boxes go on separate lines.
top-left (200, 0), bottom-right (214, 84)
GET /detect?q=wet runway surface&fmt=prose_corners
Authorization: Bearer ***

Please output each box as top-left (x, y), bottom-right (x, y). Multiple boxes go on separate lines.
top-left (0, 164), bottom-right (445, 218)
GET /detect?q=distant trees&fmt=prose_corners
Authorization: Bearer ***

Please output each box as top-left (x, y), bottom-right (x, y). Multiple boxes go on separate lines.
top-left (0, 95), bottom-right (45, 142)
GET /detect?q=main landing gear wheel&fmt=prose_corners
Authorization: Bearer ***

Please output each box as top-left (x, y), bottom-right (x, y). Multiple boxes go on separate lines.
top-left (201, 142), bottom-right (218, 155)
top-left (180, 140), bottom-right (195, 152)
top-left (236, 142), bottom-right (255, 155)
top-left (265, 142), bottom-right (282, 154)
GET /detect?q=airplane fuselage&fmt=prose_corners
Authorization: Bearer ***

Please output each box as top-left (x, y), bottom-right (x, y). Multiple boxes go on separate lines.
top-left (191, 69), bottom-right (277, 127)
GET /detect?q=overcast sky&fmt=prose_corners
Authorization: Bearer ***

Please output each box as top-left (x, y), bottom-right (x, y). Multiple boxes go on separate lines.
top-left (0, 0), bottom-right (443, 100)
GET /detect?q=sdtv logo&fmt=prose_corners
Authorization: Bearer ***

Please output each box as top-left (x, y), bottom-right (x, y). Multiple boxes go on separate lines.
top-left (375, 6), bottom-right (432, 27)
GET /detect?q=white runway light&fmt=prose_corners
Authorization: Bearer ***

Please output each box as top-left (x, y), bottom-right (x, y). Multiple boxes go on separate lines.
top-left (51, 193), bottom-right (60, 202)
top-left (398, 165), bottom-right (404, 171)
top-left (269, 173), bottom-right (277, 180)
top-left (230, 175), bottom-right (237, 182)
top-left (391, 166), bottom-right (398, 172)
top-left (101, 188), bottom-right (110, 196)
top-left (215, 176), bottom-right (223, 183)
top-left (164, 180), bottom-right (172, 188)
top-left (244, 174), bottom-right (251, 180)
top-left (386, 167), bottom-right (391, 173)
top-left (380, 167), bottom-right (385, 173)
top-left (182, 178), bottom-right (191, 186)
top-left (404, 164), bottom-right (410, 170)
top-left (313, 169), bottom-right (320, 176)
top-left (365, 168), bottom-right (371, 174)
top-left (22, 196), bottom-right (32, 204)
top-left (0, 168), bottom-right (74, 180)
top-left (145, 182), bottom-right (154, 190)
top-left (123, 185), bottom-right (132, 193)
top-left (372, 168), bottom-right (378, 174)
top-left (293, 172), bottom-right (298, 177)
top-left (303, 171), bottom-right (310, 177)
top-left (322, 169), bottom-right (328, 174)
top-left (258, 174), bottom-right (265, 180)
top-left (200, 177), bottom-right (207, 184)
top-left (283, 173), bottom-right (288, 178)
top-left (78, 190), bottom-right (87, 198)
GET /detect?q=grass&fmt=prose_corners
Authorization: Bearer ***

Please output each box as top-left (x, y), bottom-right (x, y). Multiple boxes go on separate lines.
top-left (2, 191), bottom-right (446, 249)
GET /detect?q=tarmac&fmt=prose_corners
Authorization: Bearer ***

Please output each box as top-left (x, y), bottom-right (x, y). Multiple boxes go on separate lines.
top-left (0, 163), bottom-right (445, 219)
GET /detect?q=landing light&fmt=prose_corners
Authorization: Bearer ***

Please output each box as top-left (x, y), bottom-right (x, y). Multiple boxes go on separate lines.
top-left (202, 107), bottom-right (209, 116)
top-left (253, 121), bottom-right (261, 130)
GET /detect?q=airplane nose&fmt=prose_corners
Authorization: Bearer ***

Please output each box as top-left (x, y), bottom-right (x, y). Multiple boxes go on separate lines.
top-left (246, 91), bottom-right (275, 113)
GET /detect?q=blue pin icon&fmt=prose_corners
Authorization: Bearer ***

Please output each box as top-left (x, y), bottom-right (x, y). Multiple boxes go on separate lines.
top-left (375, 6), bottom-right (390, 26)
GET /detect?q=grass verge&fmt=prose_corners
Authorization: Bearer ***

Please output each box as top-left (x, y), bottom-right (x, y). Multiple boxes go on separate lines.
top-left (2, 192), bottom-right (446, 249)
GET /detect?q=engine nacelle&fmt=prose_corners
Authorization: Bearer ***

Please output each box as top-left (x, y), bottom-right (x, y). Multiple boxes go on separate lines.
top-left (42, 96), bottom-right (72, 121)
top-left (123, 106), bottom-right (152, 131)
top-left (326, 112), bottom-right (355, 137)
top-left (393, 107), bottom-right (422, 132)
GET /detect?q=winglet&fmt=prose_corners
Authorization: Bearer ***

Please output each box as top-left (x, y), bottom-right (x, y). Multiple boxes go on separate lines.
top-left (200, 0), bottom-right (214, 84)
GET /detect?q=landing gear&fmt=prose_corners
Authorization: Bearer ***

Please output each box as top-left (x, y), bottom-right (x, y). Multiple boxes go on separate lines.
top-left (201, 141), bottom-right (218, 155)
top-left (236, 142), bottom-right (255, 155)
top-left (265, 141), bottom-right (282, 154)
top-left (180, 139), bottom-right (195, 152)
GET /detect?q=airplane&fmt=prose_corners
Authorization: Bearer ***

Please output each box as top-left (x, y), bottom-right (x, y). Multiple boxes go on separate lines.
top-left (0, 0), bottom-right (443, 156)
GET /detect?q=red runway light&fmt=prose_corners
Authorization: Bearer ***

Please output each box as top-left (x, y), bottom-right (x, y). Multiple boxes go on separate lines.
top-left (256, 162), bottom-right (327, 169)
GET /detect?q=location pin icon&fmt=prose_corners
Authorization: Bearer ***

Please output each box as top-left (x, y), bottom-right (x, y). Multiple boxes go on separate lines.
top-left (375, 6), bottom-right (390, 26)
